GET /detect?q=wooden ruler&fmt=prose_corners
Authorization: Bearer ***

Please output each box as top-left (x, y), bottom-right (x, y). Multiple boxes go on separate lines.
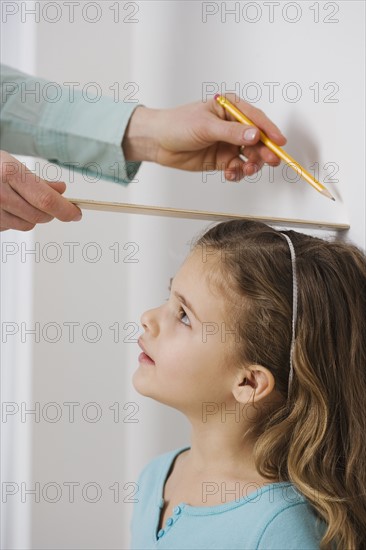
top-left (67, 198), bottom-right (350, 231)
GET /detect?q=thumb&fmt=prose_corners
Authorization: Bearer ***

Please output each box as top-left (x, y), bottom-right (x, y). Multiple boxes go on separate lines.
top-left (207, 119), bottom-right (260, 147)
top-left (46, 181), bottom-right (67, 194)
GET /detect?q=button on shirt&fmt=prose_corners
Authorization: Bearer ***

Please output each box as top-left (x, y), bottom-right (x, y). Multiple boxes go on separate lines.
top-left (130, 447), bottom-right (327, 549)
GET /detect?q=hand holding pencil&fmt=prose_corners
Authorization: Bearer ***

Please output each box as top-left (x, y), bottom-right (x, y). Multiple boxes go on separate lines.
top-left (131, 93), bottom-right (288, 182)
top-left (215, 94), bottom-right (335, 200)
top-left (126, 95), bottom-right (335, 200)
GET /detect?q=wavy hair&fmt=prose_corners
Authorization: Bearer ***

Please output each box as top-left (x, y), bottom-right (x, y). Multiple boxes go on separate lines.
top-left (192, 220), bottom-right (366, 550)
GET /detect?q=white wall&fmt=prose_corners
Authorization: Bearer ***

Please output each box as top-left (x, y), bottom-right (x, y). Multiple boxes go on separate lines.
top-left (1, 1), bottom-right (365, 549)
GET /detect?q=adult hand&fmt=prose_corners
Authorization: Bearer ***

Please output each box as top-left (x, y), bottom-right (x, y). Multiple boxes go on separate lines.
top-left (0, 151), bottom-right (82, 232)
top-left (122, 94), bottom-right (287, 181)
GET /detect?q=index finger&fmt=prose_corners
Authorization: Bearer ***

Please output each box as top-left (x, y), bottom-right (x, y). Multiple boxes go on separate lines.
top-left (10, 167), bottom-right (82, 222)
top-left (220, 93), bottom-right (287, 145)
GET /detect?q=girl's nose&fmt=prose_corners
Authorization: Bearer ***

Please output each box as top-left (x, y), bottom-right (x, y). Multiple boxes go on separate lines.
top-left (140, 307), bottom-right (160, 335)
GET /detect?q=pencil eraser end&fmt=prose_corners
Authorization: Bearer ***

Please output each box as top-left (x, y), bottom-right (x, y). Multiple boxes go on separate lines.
top-left (214, 94), bottom-right (220, 101)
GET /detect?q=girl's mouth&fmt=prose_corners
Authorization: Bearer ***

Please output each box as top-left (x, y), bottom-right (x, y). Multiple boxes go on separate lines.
top-left (138, 338), bottom-right (155, 364)
top-left (138, 352), bottom-right (155, 365)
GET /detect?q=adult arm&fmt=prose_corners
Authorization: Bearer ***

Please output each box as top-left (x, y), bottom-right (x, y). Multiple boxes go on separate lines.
top-left (0, 63), bottom-right (141, 230)
top-left (1, 65), bottom-right (286, 231)
top-left (0, 64), bottom-right (141, 184)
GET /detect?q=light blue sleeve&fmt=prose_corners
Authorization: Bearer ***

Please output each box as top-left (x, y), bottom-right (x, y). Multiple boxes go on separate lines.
top-left (0, 64), bottom-right (141, 184)
top-left (256, 503), bottom-right (327, 550)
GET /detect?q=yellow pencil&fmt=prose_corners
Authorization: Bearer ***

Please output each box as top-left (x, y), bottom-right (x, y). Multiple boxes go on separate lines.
top-left (215, 94), bottom-right (335, 201)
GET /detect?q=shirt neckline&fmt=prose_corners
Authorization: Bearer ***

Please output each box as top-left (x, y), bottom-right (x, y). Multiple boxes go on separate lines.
top-left (156, 445), bottom-right (302, 517)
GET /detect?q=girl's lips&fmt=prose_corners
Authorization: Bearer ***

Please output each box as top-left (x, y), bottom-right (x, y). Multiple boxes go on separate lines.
top-left (138, 352), bottom-right (155, 365)
top-left (138, 338), bottom-right (155, 364)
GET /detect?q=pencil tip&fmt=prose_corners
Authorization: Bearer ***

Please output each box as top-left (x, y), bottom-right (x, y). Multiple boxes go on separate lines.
top-left (321, 188), bottom-right (336, 201)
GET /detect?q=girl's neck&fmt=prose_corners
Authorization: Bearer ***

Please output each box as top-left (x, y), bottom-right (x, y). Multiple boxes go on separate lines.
top-left (183, 421), bottom-right (260, 480)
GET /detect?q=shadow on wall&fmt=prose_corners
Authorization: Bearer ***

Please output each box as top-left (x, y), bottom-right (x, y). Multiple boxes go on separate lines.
top-left (284, 111), bottom-right (320, 168)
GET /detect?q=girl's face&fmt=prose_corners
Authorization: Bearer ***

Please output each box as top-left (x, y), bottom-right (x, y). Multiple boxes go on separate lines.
top-left (133, 249), bottom-right (240, 418)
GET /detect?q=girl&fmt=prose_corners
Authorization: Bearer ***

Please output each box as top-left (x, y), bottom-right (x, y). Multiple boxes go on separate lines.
top-left (131, 220), bottom-right (366, 549)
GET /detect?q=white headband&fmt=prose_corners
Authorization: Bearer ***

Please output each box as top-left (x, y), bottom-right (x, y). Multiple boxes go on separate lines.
top-left (280, 233), bottom-right (298, 397)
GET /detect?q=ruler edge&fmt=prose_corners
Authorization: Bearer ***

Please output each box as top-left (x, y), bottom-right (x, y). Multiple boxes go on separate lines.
top-left (67, 198), bottom-right (350, 231)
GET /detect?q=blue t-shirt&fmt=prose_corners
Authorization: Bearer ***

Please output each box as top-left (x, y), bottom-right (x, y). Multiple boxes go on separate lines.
top-left (130, 447), bottom-right (327, 549)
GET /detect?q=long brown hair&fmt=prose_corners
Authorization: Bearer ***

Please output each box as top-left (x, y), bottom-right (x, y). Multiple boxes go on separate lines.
top-left (193, 220), bottom-right (366, 550)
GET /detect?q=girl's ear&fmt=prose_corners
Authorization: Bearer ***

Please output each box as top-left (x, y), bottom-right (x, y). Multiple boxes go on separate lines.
top-left (232, 365), bottom-right (276, 403)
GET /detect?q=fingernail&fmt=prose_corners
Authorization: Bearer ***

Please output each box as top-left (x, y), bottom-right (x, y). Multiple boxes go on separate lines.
top-left (244, 128), bottom-right (258, 142)
top-left (73, 211), bottom-right (82, 222)
top-left (226, 173), bottom-right (236, 181)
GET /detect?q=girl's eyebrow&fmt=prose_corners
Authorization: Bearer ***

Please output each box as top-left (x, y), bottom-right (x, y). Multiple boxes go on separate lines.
top-left (168, 277), bottom-right (201, 322)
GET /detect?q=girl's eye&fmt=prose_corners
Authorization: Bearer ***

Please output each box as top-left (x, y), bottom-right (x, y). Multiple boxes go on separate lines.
top-left (165, 285), bottom-right (191, 327)
top-left (178, 306), bottom-right (191, 327)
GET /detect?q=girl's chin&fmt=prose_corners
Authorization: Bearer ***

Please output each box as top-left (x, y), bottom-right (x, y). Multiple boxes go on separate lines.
top-left (132, 369), bottom-right (156, 397)
top-left (132, 372), bottom-right (175, 406)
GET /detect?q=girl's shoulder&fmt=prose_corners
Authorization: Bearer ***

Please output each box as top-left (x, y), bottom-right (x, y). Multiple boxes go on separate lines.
top-left (254, 489), bottom-right (327, 549)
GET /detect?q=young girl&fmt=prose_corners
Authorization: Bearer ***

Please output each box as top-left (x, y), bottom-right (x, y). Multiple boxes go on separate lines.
top-left (131, 220), bottom-right (366, 549)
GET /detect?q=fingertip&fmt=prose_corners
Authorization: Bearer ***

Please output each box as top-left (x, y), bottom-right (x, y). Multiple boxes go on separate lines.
top-left (273, 132), bottom-right (287, 145)
top-left (72, 208), bottom-right (82, 222)
top-left (243, 127), bottom-right (260, 143)
top-left (225, 171), bottom-right (236, 182)
top-left (243, 164), bottom-right (257, 177)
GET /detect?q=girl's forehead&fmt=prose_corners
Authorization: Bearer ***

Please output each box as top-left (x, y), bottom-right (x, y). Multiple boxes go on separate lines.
top-left (175, 252), bottom-right (230, 316)
top-left (178, 249), bottom-right (218, 282)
